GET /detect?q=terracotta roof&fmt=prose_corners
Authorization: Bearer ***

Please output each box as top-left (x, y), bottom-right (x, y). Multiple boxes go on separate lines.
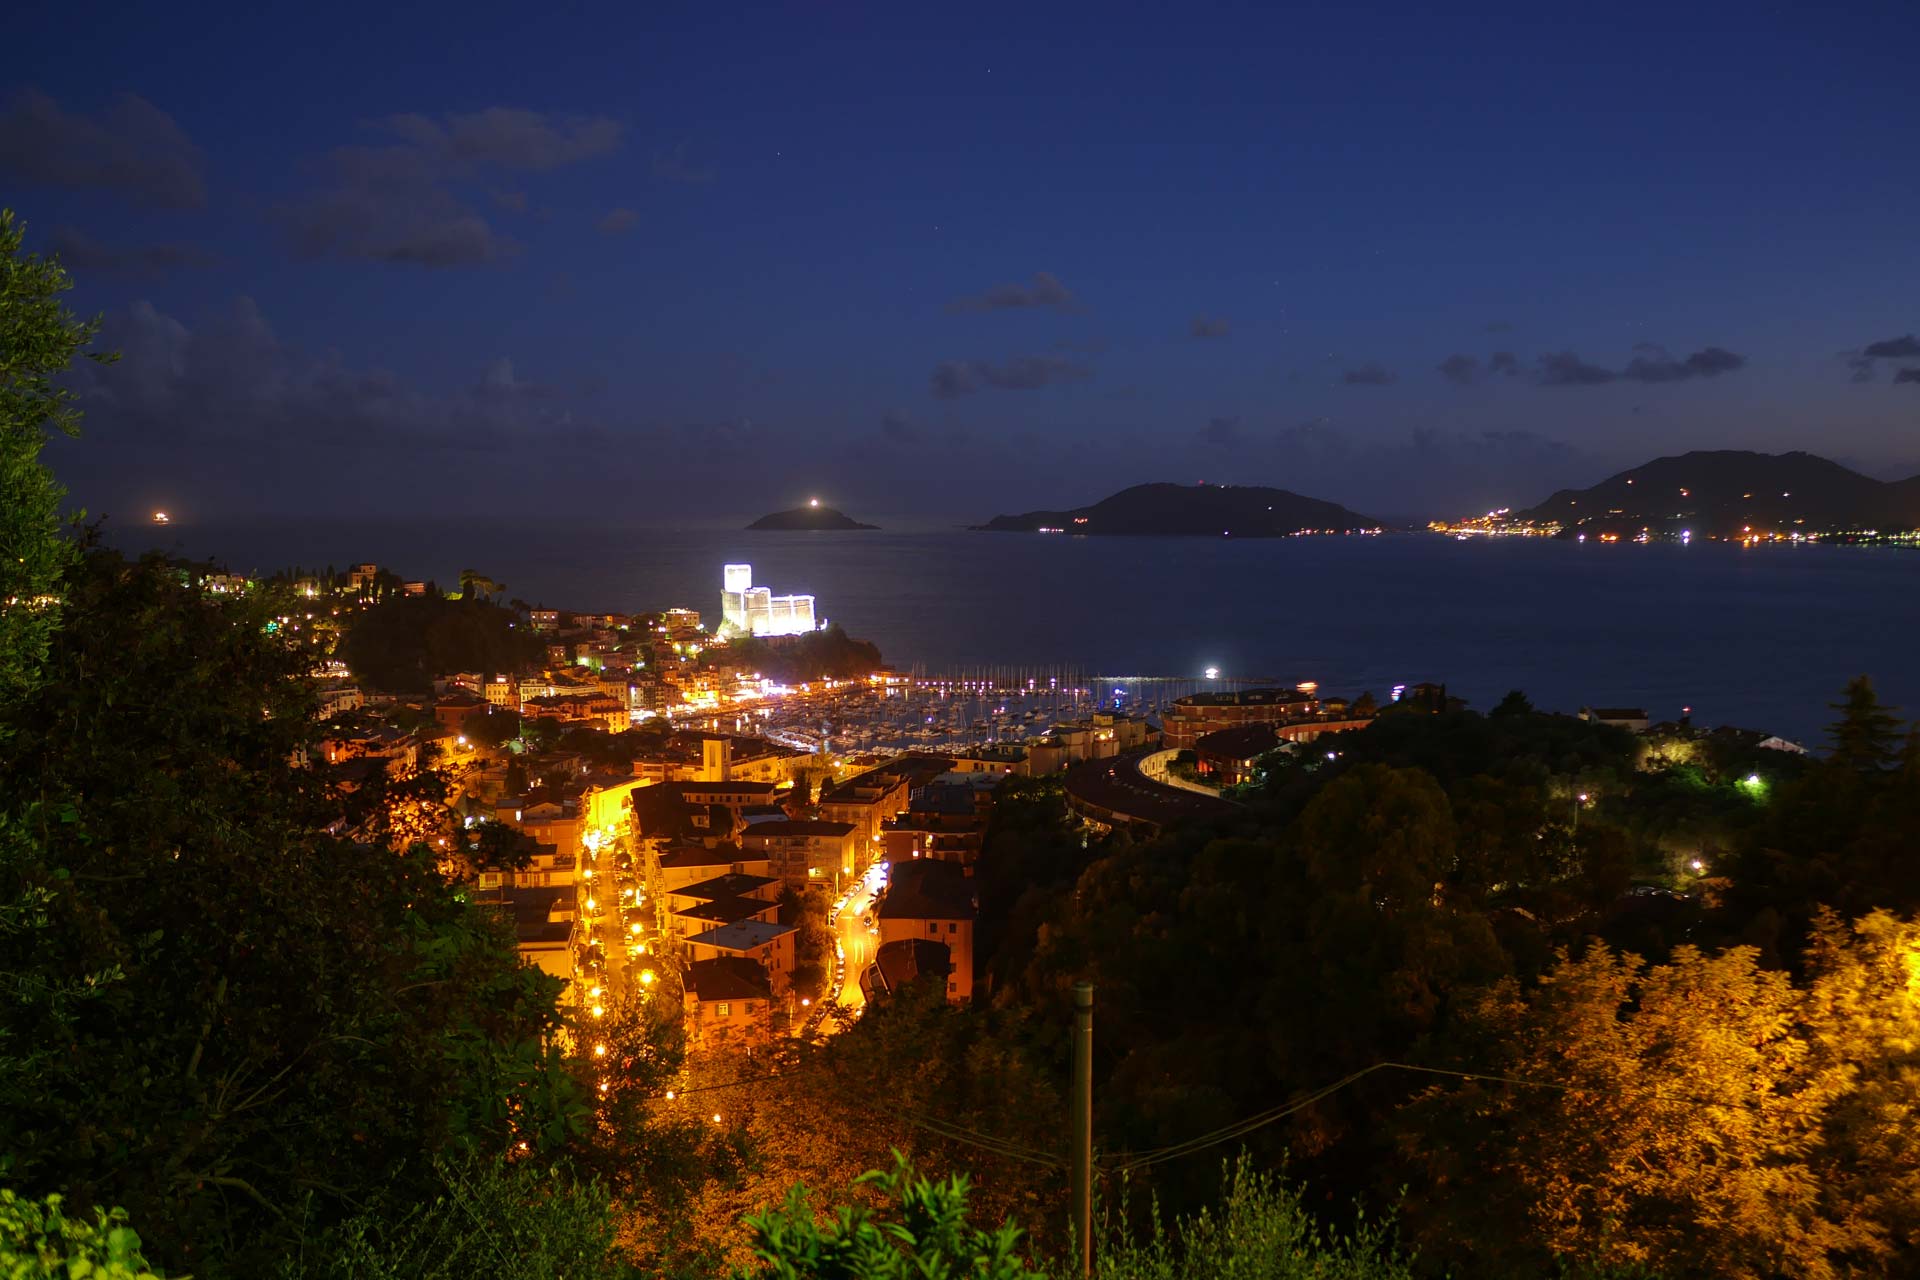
top-left (877, 859), bottom-right (975, 922)
top-left (674, 872), bottom-right (779, 901)
top-left (674, 895), bottom-right (777, 925)
top-left (687, 956), bottom-right (772, 1002)
top-left (1195, 723), bottom-right (1281, 761)
top-left (742, 820), bottom-right (855, 838)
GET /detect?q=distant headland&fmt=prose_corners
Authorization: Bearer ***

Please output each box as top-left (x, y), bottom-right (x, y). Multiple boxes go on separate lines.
top-left (1433, 450), bottom-right (1920, 543)
top-left (747, 502), bottom-right (878, 531)
top-left (974, 482), bottom-right (1384, 537)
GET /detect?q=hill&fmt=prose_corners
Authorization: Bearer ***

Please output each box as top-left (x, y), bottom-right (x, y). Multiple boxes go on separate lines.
top-left (975, 482), bottom-right (1384, 536)
top-left (1513, 450), bottom-right (1920, 539)
top-left (747, 504), bottom-right (879, 530)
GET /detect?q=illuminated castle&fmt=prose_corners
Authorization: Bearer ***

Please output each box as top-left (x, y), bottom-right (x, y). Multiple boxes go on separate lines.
top-left (720, 563), bottom-right (818, 638)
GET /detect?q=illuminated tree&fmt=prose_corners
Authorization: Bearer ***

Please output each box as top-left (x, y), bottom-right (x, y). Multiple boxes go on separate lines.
top-left (1401, 918), bottom-right (1920, 1277)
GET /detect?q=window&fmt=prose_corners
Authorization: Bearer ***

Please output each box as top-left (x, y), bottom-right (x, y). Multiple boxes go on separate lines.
top-left (948, 981), bottom-right (957, 992)
top-left (715, 1002), bottom-right (731, 1018)
top-left (746, 1002), bottom-right (757, 1014)
top-left (928, 923), bottom-right (937, 934)
top-left (947, 923), bottom-right (957, 933)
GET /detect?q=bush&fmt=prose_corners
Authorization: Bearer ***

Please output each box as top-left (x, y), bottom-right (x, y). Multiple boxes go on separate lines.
top-left (0, 1190), bottom-right (168, 1279)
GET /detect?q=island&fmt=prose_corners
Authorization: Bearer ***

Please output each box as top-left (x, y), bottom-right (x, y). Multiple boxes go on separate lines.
top-left (747, 502), bottom-right (879, 531)
top-left (1438, 450), bottom-right (1920, 542)
top-left (974, 481), bottom-right (1384, 537)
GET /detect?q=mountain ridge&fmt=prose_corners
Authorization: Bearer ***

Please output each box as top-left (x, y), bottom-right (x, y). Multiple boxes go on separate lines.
top-left (1512, 450), bottom-right (1920, 538)
top-left (975, 481), bottom-right (1384, 537)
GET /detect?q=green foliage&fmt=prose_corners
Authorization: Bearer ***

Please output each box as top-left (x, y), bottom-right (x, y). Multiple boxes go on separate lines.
top-left (0, 1190), bottom-right (167, 1279)
top-left (711, 625), bottom-right (883, 684)
top-left (1086, 1159), bottom-right (1414, 1280)
top-left (0, 550), bottom-right (578, 1275)
top-left (734, 1153), bottom-right (1041, 1279)
top-left (280, 1156), bottom-right (629, 1280)
top-left (341, 594), bottom-right (540, 692)
top-left (0, 209), bottom-right (111, 704)
top-left (1826, 675), bottom-right (1903, 772)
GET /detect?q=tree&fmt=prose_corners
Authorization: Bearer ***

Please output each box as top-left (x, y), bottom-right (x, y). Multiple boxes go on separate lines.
top-left (1826, 676), bottom-right (1902, 772)
top-left (1397, 921), bottom-right (1920, 1277)
top-left (458, 569), bottom-right (503, 604)
top-left (1491, 690), bottom-right (1534, 718)
top-left (0, 550), bottom-right (581, 1275)
top-left (0, 209), bottom-right (111, 702)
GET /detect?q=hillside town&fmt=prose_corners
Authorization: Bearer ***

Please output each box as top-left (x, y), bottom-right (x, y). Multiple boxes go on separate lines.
top-left (213, 556), bottom-right (1453, 1063)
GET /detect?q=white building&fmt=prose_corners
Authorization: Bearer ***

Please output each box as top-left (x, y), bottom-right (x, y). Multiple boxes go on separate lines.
top-left (720, 564), bottom-right (818, 638)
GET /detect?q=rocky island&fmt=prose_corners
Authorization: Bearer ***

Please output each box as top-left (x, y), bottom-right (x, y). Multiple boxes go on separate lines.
top-left (746, 502), bottom-right (879, 531)
top-left (975, 481), bottom-right (1384, 537)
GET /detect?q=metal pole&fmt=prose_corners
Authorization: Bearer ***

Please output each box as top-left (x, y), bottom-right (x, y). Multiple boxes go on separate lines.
top-left (1071, 981), bottom-right (1094, 1276)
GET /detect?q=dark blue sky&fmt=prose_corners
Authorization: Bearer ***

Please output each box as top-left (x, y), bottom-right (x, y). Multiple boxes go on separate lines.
top-left (9, 0), bottom-right (1918, 527)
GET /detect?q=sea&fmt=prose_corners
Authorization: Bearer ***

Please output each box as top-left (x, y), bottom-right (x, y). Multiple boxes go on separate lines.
top-left (106, 522), bottom-right (1920, 748)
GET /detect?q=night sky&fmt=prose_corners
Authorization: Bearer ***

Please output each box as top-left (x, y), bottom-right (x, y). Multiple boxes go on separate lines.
top-left (9, 0), bottom-right (1918, 528)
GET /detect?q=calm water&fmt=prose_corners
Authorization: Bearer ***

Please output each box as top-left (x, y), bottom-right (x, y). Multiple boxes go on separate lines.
top-left (109, 522), bottom-right (1920, 746)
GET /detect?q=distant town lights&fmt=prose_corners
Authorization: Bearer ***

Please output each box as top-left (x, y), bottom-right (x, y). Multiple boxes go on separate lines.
top-left (1204, 667), bottom-right (1220, 680)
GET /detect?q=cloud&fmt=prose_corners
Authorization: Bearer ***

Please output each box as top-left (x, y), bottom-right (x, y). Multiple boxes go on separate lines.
top-left (880, 410), bottom-right (917, 443)
top-left (1201, 415), bottom-right (1241, 447)
top-left (1438, 350), bottom-right (1525, 386)
top-left (1896, 368), bottom-right (1920, 386)
top-left (74, 296), bottom-right (587, 450)
top-left (930, 353), bottom-right (1091, 399)
top-left (597, 207), bottom-right (637, 234)
top-left (1621, 344), bottom-right (1746, 382)
top-left (1535, 351), bottom-right (1618, 386)
top-left (0, 90), bottom-right (206, 209)
top-left (1343, 363), bottom-right (1395, 386)
top-left (1536, 345), bottom-right (1747, 386)
top-left (948, 272), bottom-right (1077, 314)
top-left (380, 108), bottom-right (622, 171)
top-left (477, 357), bottom-right (563, 399)
top-left (1863, 334), bottom-right (1920, 359)
top-left (1190, 315), bottom-right (1230, 339)
top-left (46, 226), bottom-right (217, 279)
top-left (652, 141), bottom-right (713, 184)
top-left (281, 107), bottom-right (622, 267)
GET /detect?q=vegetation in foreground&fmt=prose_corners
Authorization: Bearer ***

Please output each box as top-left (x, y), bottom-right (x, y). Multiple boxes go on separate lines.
top-left (7, 210), bottom-right (1920, 1276)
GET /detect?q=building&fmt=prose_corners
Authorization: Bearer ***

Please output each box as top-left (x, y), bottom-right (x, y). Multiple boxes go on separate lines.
top-left (654, 842), bottom-right (772, 892)
top-left (875, 859), bottom-right (976, 1004)
top-left (684, 919), bottom-right (798, 993)
top-left (818, 756), bottom-right (951, 852)
top-left (1580, 706), bottom-right (1651, 733)
top-left (719, 563), bottom-right (818, 638)
top-left (860, 938), bottom-right (952, 1004)
top-left (948, 746), bottom-right (1029, 776)
top-left (684, 956), bottom-right (773, 1050)
top-left (1194, 724), bottom-right (1282, 786)
top-left (477, 885), bottom-right (576, 990)
top-left (1161, 686), bottom-right (1319, 750)
top-left (674, 780), bottom-right (783, 819)
top-left (741, 820), bottom-right (860, 888)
